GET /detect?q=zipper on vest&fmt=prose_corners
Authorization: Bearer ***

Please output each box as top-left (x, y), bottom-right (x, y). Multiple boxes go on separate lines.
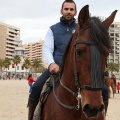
top-left (67, 27), bottom-right (69, 31)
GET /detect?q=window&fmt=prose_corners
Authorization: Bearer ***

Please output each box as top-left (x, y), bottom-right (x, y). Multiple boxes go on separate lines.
top-left (21, 66), bottom-right (24, 70)
top-left (17, 66), bottom-right (19, 70)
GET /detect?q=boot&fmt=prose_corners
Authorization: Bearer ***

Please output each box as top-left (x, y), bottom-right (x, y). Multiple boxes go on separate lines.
top-left (104, 101), bottom-right (108, 115)
top-left (28, 98), bottom-right (38, 120)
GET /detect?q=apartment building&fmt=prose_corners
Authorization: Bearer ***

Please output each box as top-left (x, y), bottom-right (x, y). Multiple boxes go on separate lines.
top-left (108, 22), bottom-right (120, 65)
top-left (0, 22), bottom-right (29, 77)
top-left (0, 22), bottom-right (21, 59)
top-left (23, 40), bottom-right (44, 60)
top-left (23, 43), bottom-right (33, 60)
top-left (23, 40), bottom-right (47, 67)
top-left (7, 43), bottom-right (27, 75)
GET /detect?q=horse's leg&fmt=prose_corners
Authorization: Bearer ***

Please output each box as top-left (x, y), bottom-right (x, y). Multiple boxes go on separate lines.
top-left (111, 84), bottom-right (115, 98)
top-left (108, 88), bottom-right (111, 98)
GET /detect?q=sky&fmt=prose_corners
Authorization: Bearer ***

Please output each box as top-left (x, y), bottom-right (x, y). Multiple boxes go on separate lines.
top-left (0, 0), bottom-right (120, 44)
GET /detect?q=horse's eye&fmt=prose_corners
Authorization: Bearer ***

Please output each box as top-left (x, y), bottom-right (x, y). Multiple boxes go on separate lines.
top-left (76, 49), bottom-right (83, 56)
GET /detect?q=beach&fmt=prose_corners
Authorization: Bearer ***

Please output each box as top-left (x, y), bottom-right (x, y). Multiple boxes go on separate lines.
top-left (0, 79), bottom-right (120, 120)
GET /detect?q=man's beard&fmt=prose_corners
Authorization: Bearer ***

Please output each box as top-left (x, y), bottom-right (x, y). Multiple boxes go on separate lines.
top-left (65, 16), bottom-right (73, 21)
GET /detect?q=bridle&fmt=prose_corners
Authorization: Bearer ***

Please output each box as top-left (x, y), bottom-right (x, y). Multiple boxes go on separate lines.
top-left (74, 40), bottom-right (104, 90)
top-left (52, 38), bottom-right (105, 110)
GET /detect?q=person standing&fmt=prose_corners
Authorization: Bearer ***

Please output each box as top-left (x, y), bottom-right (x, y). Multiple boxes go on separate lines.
top-left (103, 71), bottom-right (110, 115)
top-left (28, 74), bottom-right (36, 94)
top-left (116, 82), bottom-right (120, 93)
top-left (28, 0), bottom-right (77, 120)
top-left (7, 75), bottom-right (10, 80)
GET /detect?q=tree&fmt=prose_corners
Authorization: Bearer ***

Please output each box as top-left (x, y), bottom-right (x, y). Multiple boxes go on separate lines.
top-left (106, 62), bottom-right (119, 74)
top-left (38, 66), bottom-right (47, 73)
top-left (3, 57), bottom-right (11, 79)
top-left (23, 58), bottom-right (31, 79)
top-left (31, 58), bottom-right (43, 73)
top-left (31, 58), bottom-right (44, 79)
top-left (12, 55), bottom-right (21, 80)
top-left (0, 59), bottom-right (4, 76)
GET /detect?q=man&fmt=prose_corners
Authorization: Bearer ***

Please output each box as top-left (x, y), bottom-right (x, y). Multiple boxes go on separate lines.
top-left (28, 0), bottom-right (77, 120)
top-left (103, 71), bottom-right (110, 115)
top-left (28, 0), bottom-right (109, 119)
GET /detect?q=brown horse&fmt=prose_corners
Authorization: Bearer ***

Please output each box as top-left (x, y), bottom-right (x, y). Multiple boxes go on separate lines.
top-left (105, 74), bottom-right (116, 98)
top-left (41, 5), bottom-right (117, 120)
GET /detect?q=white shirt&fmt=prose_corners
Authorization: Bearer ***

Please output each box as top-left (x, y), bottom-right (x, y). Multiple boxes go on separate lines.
top-left (43, 28), bottom-right (55, 67)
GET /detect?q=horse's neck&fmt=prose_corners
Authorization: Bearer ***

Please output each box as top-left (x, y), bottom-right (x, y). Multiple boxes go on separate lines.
top-left (112, 77), bottom-right (116, 85)
top-left (61, 72), bottom-right (76, 89)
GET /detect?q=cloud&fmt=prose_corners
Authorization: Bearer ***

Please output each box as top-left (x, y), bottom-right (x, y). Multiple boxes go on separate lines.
top-left (0, 0), bottom-right (120, 44)
top-left (4, 16), bottom-right (60, 43)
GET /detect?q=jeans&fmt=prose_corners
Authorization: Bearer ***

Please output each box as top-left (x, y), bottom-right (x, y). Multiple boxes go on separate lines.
top-left (29, 83), bottom-right (33, 93)
top-left (30, 69), bottom-right (50, 100)
top-left (102, 84), bottom-right (108, 102)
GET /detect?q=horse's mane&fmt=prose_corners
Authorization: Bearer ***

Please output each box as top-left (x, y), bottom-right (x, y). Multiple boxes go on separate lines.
top-left (89, 17), bottom-right (112, 54)
top-left (59, 32), bottom-right (76, 78)
top-left (59, 17), bottom-right (112, 77)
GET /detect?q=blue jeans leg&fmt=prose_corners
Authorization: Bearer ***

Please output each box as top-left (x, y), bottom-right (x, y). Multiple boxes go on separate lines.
top-left (29, 84), bottom-right (33, 93)
top-left (102, 84), bottom-right (108, 102)
top-left (30, 69), bottom-right (50, 100)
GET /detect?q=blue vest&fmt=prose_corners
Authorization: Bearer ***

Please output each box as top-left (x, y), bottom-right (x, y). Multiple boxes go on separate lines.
top-left (50, 17), bottom-right (77, 65)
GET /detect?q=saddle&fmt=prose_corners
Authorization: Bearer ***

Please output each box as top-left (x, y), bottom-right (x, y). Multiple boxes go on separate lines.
top-left (33, 74), bottom-right (59, 120)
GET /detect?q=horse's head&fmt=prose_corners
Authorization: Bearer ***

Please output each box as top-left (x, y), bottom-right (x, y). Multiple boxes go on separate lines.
top-left (111, 74), bottom-right (116, 78)
top-left (73, 5), bottom-right (117, 118)
top-left (61, 5), bottom-right (117, 118)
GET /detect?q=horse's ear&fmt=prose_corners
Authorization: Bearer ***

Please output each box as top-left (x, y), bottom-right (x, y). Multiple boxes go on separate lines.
top-left (102, 10), bottom-right (117, 29)
top-left (78, 5), bottom-right (89, 28)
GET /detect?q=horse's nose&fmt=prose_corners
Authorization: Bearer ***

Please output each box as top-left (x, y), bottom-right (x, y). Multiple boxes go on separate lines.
top-left (83, 104), bottom-right (104, 118)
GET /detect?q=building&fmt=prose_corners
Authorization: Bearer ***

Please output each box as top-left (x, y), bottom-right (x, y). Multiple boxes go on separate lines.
top-left (6, 43), bottom-right (27, 77)
top-left (23, 40), bottom-right (44, 60)
top-left (23, 40), bottom-right (44, 59)
top-left (0, 22), bottom-right (21, 59)
top-left (23, 40), bottom-right (47, 67)
top-left (108, 22), bottom-right (120, 65)
top-left (108, 22), bottom-right (120, 75)
top-left (0, 22), bottom-right (29, 77)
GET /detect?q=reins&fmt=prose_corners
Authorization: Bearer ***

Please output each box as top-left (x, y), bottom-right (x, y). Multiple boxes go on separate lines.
top-left (52, 75), bottom-right (80, 110)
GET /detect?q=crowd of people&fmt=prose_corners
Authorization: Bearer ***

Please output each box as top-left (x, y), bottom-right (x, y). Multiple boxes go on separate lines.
top-left (0, 73), bottom-right (25, 80)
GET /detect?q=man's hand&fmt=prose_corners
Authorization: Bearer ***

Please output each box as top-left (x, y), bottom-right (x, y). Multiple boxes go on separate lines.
top-left (49, 63), bottom-right (59, 74)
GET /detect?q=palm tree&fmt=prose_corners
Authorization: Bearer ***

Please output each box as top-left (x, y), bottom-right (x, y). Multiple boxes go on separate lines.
top-left (3, 57), bottom-right (11, 79)
top-left (0, 59), bottom-right (4, 76)
top-left (12, 55), bottom-right (21, 80)
top-left (31, 58), bottom-right (43, 78)
top-left (38, 66), bottom-right (47, 73)
top-left (106, 62), bottom-right (119, 74)
top-left (23, 58), bottom-right (31, 79)
top-left (32, 58), bottom-right (43, 72)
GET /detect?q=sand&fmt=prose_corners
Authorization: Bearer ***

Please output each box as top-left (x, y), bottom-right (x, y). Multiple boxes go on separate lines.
top-left (0, 79), bottom-right (120, 120)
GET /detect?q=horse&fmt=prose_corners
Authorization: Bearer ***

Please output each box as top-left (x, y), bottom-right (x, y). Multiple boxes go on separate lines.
top-left (40, 5), bottom-right (117, 120)
top-left (105, 74), bottom-right (116, 98)
top-left (111, 74), bottom-right (117, 97)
